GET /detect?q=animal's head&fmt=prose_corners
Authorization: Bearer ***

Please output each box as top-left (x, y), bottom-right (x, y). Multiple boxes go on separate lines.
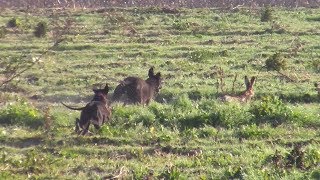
top-left (244, 76), bottom-right (256, 98)
top-left (92, 83), bottom-right (109, 102)
top-left (147, 67), bottom-right (162, 93)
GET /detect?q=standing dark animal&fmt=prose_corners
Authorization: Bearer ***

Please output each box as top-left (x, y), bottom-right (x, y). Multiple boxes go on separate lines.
top-left (62, 84), bottom-right (112, 135)
top-left (112, 67), bottom-right (162, 105)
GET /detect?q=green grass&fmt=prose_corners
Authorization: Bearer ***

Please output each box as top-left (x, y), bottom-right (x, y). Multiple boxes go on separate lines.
top-left (0, 7), bottom-right (319, 179)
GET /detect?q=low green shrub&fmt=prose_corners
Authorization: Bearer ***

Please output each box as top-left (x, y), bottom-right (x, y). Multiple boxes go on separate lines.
top-left (172, 19), bottom-right (189, 30)
top-left (265, 53), bottom-right (287, 71)
top-left (236, 125), bottom-right (271, 139)
top-left (173, 94), bottom-right (194, 112)
top-left (208, 104), bottom-right (251, 128)
top-left (250, 96), bottom-right (292, 126)
top-left (0, 100), bottom-right (43, 128)
top-left (178, 113), bottom-right (209, 129)
top-left (158, 166), bottom-right (183, 179)
top-left (197, 126), bottom-right (218, 138)
top-left (305, 148), bottom-right (320, 169)
top-left (148, 103), bottom-right (178, 128)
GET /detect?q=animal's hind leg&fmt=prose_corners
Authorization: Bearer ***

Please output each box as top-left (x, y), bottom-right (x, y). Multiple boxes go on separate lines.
top-left (81, 122), bottom-right (90, 135)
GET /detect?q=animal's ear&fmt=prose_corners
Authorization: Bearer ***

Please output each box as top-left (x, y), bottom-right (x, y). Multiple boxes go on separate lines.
top-left (93, 89), bottom-right (98, 93)
top-left (148, 67), bottom-right (155, 77)
top-left (244, 75), bottom-right (250, 89)
top-left (155, 72), bottom-right (161, 78)
top-left (104, 83), bottom-right (109, 94)
top-left (250, 77), bottom-right (256, 87)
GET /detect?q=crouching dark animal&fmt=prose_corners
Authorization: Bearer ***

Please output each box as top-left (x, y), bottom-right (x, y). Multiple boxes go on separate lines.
top-left (62, 84), bottom-right (112, 135)
top-left (112, 67), bottom-right (162, 105)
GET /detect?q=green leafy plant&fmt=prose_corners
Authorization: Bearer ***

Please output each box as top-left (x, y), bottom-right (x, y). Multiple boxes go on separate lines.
top-left (172, 19), bottom-right (189, 30)
top-left (236, 125), bottom-right (271, 139)
top-left (0, 100), bottom-right (43, 128)
top-left (208, 104), bottom-right (251, 128)
top-left (265, 53), bottom-right (287, 71)
top-left (158, 166), bottom-right (182, 180)
top-left (250, 96), bottom-right (292, 126)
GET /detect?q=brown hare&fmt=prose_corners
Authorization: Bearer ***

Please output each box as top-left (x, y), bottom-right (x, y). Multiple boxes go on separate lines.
top-left (62, 83), bottom-right (112, 135)
top-left (112, 67), bottom-right (162, 105)
top-left (220, 76), bottom-right (256, 103)
top-left (315, 82), bottom-right (320, 97)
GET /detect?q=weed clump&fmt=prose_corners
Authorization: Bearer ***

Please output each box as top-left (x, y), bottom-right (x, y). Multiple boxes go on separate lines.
top-left (265, 53), bottom-right (287, 71)
top-left (34, 21), bottom-right (47, 38)
top-left (267, 144), bottom-right (319, 170)
top-left (261, 6), bottom-right (273, 22)
top-left (7, 18), bottom-right (21, 28)
top-left (0, 100), bottom-right (43, 128)
top-left (250, 96), bottom-right (291, 126)
top-left (172, 19), bottom-right (189, 30)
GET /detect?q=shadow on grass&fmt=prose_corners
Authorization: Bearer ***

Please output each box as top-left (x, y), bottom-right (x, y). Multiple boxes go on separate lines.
top-left (0, 136), bottom-right (43, 148)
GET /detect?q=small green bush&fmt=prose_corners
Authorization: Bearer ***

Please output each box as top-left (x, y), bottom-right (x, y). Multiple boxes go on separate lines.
top-left (7, 18), bottom-right (21, 28)
top-left (250, 96), bottom-right (292, 126)
top-left (172, 19), bottom-right (189, 30)
top-left (305, 148), bottom-right (320, 169)
top-left (178, 113), bottom-right (209, 129)
top-left (208, 104), bottom-right (251, 128)
top-left (261, 6), bottom-right (273, 22)
top-left (173, 94), bottom-right (194, 112)
top-left (197, 126), bottom-right (218, 138)
top-left (34, 21), bottom-right (47, 38)
top-left (236, 125), bottom-right (271, 139)
top-left (265, 53), bottom-right (287, 71)
top-left (0, 101), bottom-right (43, 128)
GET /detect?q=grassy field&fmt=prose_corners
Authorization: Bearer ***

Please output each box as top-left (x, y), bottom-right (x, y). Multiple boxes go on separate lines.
top-left (0, 7), bottom-right (319, 179)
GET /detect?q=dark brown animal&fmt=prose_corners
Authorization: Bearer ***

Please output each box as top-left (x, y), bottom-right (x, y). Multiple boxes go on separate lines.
top-left (112, 67), bottom-right (162, 105)
top-left (62, 84), bottom-right (112, 135)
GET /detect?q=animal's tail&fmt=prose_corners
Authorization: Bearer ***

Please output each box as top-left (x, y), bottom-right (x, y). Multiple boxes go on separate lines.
top-left (61, 102), bottom-right (85, 111)
top-left (112, 82), bottom-right (127, 102)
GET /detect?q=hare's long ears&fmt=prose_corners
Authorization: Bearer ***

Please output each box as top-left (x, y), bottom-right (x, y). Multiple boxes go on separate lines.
top-left (250, 77), bottom-right (256, 88)
top-left (148, 67), bottom-right (155, 77)
top-left (245, 76), bottom-right (256, 90)
top-left (245, 76), bottom-right (250, 89)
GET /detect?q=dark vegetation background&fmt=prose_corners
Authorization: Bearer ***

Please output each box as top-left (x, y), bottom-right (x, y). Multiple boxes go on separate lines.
top-left (0, 0), bottom-right (319, 9)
